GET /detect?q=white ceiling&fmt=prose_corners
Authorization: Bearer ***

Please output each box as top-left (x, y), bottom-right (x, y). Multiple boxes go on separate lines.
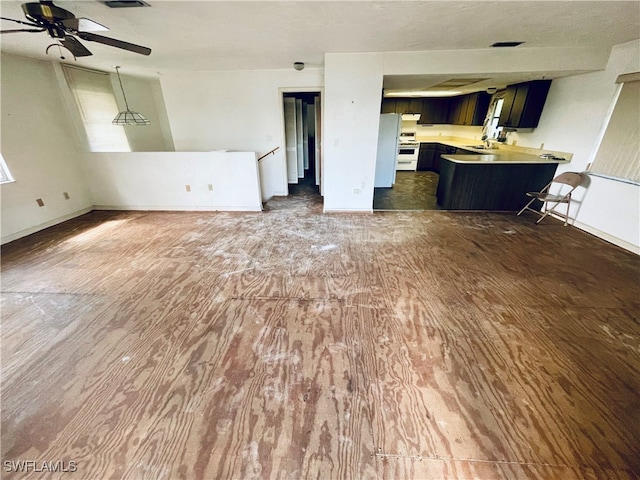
top-left (1, 0), bottom-right (639, 92)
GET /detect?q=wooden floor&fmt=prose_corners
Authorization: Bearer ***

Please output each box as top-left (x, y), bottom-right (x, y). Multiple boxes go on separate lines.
top-left (1, 189), bottom-right (639, 480)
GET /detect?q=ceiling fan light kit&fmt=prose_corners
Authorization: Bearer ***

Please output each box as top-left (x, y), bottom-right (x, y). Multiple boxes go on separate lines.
top-left (112, 66), bottom-right (150, 126)
top-left (1, 1), bottom-right (152, 58)
top-left (112, 110), bottom-right (151, 126)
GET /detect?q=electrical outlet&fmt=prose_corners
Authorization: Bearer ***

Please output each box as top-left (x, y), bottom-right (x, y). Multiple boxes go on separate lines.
top-left (353, 188), bottom-right (360, 194)
top-left (36, 198), bottom-right (44, 207)
top-left (540, 143), bottom-right (544, 150)
top-left (63, 192), bottom-right (70, 200)
top-left (208, 184), bottom-right (213, 191)
top-left (185, 185), bottom-right (191, 192)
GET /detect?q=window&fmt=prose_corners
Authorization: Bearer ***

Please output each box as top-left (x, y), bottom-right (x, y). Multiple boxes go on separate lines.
top-left (0, 152), bottom-right (15, 184)
top-left (483, 96), bottom-right (504, 140)
top-left (589, 73), bottom-right (640, 184)
top-left (62, 65), bottom-right (130, 152)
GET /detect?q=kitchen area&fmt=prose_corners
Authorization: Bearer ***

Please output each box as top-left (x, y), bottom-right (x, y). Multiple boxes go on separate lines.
top-left (373, 78), bottom-right (572, 211)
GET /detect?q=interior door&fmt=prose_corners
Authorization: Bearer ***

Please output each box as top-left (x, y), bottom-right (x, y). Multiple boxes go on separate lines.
top-left (295, 99), bottom-right (304, 178)
top-left (314, 96), bottom-right (322, 192)
top-left (302, 102), bottom-right (309, 171)
top-left (284, 97), bottom-right (298, 183)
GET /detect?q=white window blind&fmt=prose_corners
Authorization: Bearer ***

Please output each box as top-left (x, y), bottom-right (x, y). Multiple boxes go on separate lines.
top-left (62, 65), bottom-right (130, 152)
top-left (590, 75), bottom-right (640, 184)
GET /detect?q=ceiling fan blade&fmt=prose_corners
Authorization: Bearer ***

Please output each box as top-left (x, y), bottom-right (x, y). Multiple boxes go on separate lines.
top-left (61, 17), bottom-right (108, 32)
top-left (77, 32), bottom-right (151, 56)
top-left (1, 28), bottom-right (45, 34)
top-left (62, 36), bottom-right (92, 57)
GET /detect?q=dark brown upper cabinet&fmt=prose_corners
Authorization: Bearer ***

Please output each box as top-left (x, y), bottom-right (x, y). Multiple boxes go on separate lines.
top-left (418, 98), bottom-right (450, 124)
top-left (381, 98), bottom-right (397, 114)
top-left (408, 98), bottom-right (424, 114)
top-left (391, 97), bottom-right (423, 114)
top-left (380, 93), bottom-right (488, 126)
top-left (394, 98), bottom-right (410, 114)
top-left (447, 92), bottom-right (490, 126)
top-left (498, 80), bottom-right (552, 129)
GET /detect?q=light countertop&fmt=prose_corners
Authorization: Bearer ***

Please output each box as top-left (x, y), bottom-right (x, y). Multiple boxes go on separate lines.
top-left (441, 153), bottom-right (571, 165)
top-left (417, 136), bottom-right (572, 164)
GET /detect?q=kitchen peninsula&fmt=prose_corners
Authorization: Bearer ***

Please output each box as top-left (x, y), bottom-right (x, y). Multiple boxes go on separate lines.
top-left (436, 149), bottom-right (571, 210)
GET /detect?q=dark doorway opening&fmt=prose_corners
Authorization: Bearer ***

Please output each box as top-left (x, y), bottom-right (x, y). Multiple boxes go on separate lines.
top-left (283, 92), bottom-right (321, 196)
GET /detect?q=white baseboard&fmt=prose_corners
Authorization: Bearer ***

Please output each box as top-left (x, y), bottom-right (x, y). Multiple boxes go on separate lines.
top-left (1, 207), bottom-right (93, 245)
top-left (92, 204), bottom-right (263, 212)
top-left (323, 208), bottom-right (373, 213)
top-left (572, 220), bottom-right (639, 255)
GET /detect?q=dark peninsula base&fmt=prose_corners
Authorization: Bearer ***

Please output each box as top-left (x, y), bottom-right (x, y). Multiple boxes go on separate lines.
top-left (436, 159), bottom-right (559, 210)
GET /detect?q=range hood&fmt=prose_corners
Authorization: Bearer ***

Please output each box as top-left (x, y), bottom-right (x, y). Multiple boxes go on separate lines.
top-left (401, 113), bottom-right (421, 121)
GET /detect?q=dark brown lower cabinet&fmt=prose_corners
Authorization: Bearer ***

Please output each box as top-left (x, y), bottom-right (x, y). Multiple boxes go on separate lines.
top-left (417, 143), bottom-right (436, 171)
top-left (436, 159), bottom-right (559, 210)
top-left (417, 143), bottom-right (457, 173)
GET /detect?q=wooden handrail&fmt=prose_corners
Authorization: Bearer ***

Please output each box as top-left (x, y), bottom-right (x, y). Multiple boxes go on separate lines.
top-left (258, 146), bottom-right (280, 162)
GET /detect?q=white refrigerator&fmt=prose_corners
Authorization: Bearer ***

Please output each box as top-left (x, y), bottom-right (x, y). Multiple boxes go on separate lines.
top-left (374, 113), bottom-right (401, 188)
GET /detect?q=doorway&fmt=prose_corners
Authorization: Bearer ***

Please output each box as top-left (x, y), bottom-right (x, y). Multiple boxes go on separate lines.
top-left (282, 91), bottom-right (322, 198)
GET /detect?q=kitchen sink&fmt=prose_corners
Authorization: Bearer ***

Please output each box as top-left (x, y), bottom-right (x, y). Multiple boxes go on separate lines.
top-left (460, 145), bottom-right (501, 154)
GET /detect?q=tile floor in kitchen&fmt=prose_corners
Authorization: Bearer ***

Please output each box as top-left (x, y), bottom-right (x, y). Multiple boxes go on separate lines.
top-left (373, 171), bottom-right (442, 210)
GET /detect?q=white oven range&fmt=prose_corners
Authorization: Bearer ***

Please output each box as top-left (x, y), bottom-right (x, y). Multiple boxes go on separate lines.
top-left (397, 132), bottom-right (418, 171)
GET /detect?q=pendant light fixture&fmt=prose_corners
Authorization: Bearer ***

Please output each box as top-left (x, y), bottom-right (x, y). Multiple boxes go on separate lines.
top-left (112, 66), bottom-right (150, 126)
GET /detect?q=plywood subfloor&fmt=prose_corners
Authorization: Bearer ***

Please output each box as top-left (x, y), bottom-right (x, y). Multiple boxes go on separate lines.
top-left (1, 191), bottom-right (639, 479)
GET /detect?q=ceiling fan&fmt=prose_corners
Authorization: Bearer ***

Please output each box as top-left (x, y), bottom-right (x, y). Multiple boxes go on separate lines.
top-left (0, 1), bottom-right (151, 58)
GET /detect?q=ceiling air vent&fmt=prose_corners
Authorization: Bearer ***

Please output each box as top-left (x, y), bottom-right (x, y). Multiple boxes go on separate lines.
top-left (103, 1), bottom-right (150, 8)
top-left (491, 41), bottom-right (524, 47)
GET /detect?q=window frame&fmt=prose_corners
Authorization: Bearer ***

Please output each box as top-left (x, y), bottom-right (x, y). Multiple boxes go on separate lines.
top-left (0, 152), bottom-right (15, 185)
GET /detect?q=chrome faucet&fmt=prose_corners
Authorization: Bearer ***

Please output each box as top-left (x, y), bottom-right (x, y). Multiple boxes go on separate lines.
top-left (484, 138), bottom-right (497, 150)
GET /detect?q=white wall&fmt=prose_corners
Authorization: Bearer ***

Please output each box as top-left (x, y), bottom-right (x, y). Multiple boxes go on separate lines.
top-left (323, 53), bottom-right (384, 212)
top-left (1, 54), bottom-right (93, 244)
top-left (383, 46), bottom-right (611, 76)
top-left (158, 68), bottom-right (324, 201)
top-left (86, 151), bottom-right (262, 211)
